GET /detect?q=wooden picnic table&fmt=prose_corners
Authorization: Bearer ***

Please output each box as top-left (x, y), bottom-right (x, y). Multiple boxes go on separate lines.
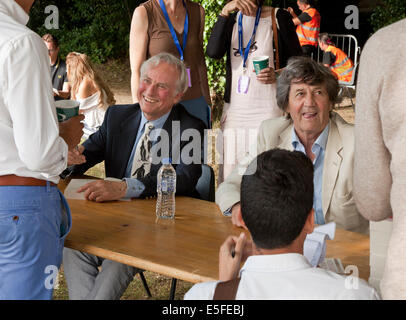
top-left (59, 177), bottom-right (370, 283)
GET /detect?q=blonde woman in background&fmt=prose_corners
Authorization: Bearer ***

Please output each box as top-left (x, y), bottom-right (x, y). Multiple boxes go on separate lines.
top-left (66, 52), bottom-right (116, 139)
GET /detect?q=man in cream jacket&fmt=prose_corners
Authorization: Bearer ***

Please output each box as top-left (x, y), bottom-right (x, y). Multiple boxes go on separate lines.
top-left (216, 57), bottom-right (368, 234)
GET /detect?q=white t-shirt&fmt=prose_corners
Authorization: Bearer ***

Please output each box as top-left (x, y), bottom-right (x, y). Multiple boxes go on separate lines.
top-left (0, 0), bottom-right (67, 183)
top-left (184, 253), bottom-right (380, 300)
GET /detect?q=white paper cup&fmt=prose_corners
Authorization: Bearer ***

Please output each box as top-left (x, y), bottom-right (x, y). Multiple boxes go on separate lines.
top-left (55, 100), bottom-right (80, 122)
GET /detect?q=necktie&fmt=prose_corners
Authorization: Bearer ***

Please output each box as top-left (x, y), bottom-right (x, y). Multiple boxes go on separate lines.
top-left (131, 122), bottom-right (154, 179)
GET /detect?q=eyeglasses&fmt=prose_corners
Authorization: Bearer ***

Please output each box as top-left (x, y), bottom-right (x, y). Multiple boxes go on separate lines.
top-left (232, 41), bottom-right (258, 57)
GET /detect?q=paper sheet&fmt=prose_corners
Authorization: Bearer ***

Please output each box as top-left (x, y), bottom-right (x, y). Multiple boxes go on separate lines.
top-left (63, 179), bottom-right (95, 200)
top-left (63, 178), bottom-right (130, 201)
top-left (303, 222), bottom-right (336, 267)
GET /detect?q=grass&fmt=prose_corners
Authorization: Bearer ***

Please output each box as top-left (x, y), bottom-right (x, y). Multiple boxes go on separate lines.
top-left (53, 267), bottom-right (194, 300)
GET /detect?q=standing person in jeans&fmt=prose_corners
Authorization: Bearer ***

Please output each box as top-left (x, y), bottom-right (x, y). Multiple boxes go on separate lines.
top-left (0, 0), bottom-right (84, 299)
top-left (42, 33), bottom-right (70, 100)
top-left (129, 0), bottom-right (211, 128)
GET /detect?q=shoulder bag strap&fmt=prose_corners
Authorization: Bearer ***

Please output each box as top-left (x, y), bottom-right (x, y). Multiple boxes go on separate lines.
top-left (271, 7), bottom-right (280, 70)
top-left (213, 278), bottom-right (242, 300)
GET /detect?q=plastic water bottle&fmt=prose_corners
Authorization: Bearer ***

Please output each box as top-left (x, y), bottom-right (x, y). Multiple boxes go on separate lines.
top-left (156, 158), bottom-right (176, 219)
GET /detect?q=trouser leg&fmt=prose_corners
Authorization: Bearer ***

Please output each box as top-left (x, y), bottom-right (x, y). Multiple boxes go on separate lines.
top-left (63, 247), bottom-right (139, 300)
top-left (86, 259), bottom-right (139, 300)
top-left (0, 185), bottom-right (69, 300)
top-left (63, 248), bottom-right (101, 300)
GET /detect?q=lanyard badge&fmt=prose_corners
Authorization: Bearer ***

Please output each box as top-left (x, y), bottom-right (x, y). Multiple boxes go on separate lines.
top-left (237, 7), bottom-right (262, 94)
top-left (159, 0), bottom-right (191, 87)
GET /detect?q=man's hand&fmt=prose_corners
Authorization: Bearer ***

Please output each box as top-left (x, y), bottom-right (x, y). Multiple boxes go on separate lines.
top-left (219, 233), bottom-right (252, 281)
top-left (221, 0), bottom-right (257, 17)
top-left (287, 7), bottom-right (297, 17)
top-left (59, 114), bottom-right (84, 150)
top-left (77, 180), bottom-right (127, 202)
top-left (255, 67), bottom-right (277, 84)
top-left (67, 145), bottom-right (86, 166)
top-left (231, 203), bottom-right (247, 229)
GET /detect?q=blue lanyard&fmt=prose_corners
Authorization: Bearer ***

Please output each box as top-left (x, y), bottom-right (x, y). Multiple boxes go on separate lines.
top-left (159, 0), bottom-right (189, 61)
top-left (238, 6), bottom-right (262, 69)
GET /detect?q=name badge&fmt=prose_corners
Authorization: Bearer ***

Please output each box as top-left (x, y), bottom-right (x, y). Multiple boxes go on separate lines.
top-left (186, 67), bottom-right (192, 87)
top-left (237, 74), bottom-right (250, 94)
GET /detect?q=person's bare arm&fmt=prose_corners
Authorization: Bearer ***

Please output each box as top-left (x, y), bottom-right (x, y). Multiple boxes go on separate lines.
top-left (55, 81), bottom-right (71, 99)
top-left (354, 36), bottom-right (392, 221)
top-left (59, 114), bottom-right (85, 150)
top-left (220, 0), bottom-right (257, 17)
top-left (77, 77), bottom-right (97, 99)
top-left (287, 7), bottom-right (301, 25)
top-left (129, 6), bottom-right (149, 103)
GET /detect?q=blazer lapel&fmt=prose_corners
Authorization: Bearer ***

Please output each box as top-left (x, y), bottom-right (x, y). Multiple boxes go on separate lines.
top-left (278, 124), bottom-right (294, 151)
top-left (112, 108), bottom-right (141, 178)
top-left (322, 119), bottom-right (343, 217)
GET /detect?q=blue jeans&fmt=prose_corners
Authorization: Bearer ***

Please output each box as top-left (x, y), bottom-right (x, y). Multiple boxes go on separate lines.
top-left (0, 183), bottom-right (71, 300)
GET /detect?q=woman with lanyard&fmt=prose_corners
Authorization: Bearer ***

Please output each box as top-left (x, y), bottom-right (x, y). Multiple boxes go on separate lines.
top-left (207, 0), bottom-right (302, 182)
top-left (130, 0), bottom-right (211, 128)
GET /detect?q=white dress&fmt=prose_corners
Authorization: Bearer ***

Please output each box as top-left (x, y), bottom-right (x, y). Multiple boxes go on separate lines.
top-left (76, 90), bottom-right (108, 139)
top-left (219, 12), bottom-right (283, 182)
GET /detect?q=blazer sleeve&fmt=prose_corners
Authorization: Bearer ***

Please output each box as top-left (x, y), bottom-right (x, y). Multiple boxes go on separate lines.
top-left (206, 14), bottom-right (235, 59)
top-left (276, 8), bottom-right (302, 68)
top-left (353, 33), bottom-right (393, 221)
top-left (70, 107), bottom-right (110, 175)
top-left (215, 120), bottom-right (272, 212)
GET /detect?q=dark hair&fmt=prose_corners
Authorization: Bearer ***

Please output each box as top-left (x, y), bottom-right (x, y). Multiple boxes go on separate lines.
top-left (241, 149), bottom-right (314, 250)
top-left (276, 56), bottom-right (340, 112)
top-left (42, 33), bottom-right (59, 47)
top-left (298, 0), bottom-right (312, 5)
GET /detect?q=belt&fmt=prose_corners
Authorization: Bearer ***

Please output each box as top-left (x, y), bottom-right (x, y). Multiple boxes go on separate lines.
top-left (0, 175), bottom-right (57, 187)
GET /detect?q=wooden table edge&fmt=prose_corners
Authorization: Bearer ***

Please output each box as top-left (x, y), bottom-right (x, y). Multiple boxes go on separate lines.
top-left (64, 239), bottom-right (217, 284)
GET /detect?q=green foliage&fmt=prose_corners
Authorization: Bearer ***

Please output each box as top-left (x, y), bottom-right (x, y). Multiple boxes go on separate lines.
top-left (193, 0), bottom-right (227, 104)
top-left (370, 0), bottom-right (406, 32)
top-left (28, 0), bottom-right (142, 63)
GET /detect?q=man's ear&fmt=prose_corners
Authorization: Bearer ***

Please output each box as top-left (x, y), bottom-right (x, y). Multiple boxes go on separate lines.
top-left (303, 208), bottom-right (315, 235)
top-left (173, 91), bottom-right (184, 105)
top-left (237, 205), bottom-right (248, 230)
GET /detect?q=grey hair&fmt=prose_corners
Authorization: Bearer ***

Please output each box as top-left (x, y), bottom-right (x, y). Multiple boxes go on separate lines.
top-left (140, 52), bottom-right (188, 95)
top-left (276, 56), bottom-right (340, 113)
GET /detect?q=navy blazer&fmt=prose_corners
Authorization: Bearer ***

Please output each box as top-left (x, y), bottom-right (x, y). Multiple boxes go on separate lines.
top-left (72, 103), bottom-right (206, 198)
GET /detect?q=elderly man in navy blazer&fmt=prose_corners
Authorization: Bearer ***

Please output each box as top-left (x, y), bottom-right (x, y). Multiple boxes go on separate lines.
top-left (63, 52), bottom-right (206, 300)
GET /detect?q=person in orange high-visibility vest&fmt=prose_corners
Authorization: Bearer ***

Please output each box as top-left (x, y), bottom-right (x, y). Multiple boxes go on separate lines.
top-left (287, 0), bottom-right (320, 58)
top-left (318, 33), bottom-right (354, 83)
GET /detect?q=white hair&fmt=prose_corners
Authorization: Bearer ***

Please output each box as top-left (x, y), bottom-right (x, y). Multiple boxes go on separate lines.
top-left (140, 52), bottom-right (188, 95)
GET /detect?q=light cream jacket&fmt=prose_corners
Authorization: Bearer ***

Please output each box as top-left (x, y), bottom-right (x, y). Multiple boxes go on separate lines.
top-left (216, 112), bottom-right (368, 234)
top-left (354, 18), bottom-right (406, 299)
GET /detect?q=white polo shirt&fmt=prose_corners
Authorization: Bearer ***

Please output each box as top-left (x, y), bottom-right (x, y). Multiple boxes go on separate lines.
top-left (0, 0), bottom-right (67, 183)
top-left (184, 253), bottom-right (380, 300)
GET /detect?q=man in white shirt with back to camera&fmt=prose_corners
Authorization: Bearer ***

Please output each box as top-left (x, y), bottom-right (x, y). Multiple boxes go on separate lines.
top-left (185, 149), bottom-right (379, 300)
top-left (0, 0), bottom-right (84, 299)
